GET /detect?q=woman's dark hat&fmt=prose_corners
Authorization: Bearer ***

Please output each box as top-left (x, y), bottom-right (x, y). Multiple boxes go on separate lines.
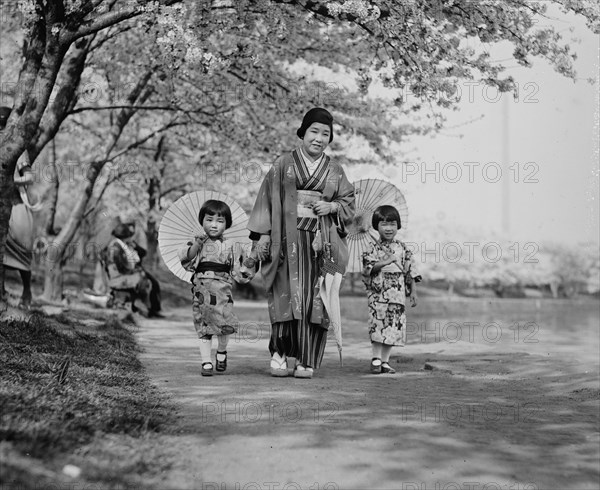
top-left (297, 107), bottom-right (334, 142)
top-left (0, 106), bottom-right (11, 129)
top-left (112, 223), bottom-right (135, 240)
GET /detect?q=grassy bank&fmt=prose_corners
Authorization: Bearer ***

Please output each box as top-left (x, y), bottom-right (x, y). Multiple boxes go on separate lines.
top-left (0, 309), bottom-right (174, 488)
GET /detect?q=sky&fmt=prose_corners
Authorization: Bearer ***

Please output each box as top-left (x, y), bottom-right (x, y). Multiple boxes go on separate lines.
top-left (347, 8), bottom-right (599, 247)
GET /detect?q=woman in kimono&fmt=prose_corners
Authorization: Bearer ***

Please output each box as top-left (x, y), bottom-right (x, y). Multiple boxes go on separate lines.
top-left (0, 106), bottom-right (40, 309)
top-left (248, 107), bottom-right (355, 379)
top-left (103, 223), bottom-right (162, 317)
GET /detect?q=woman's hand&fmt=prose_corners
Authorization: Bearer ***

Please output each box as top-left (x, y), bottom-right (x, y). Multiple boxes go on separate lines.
top-left (14, 170), bottom-right (34, 186)
top-left (312, 201), bottom-right (338, 216)
top-left (409, 290), bottom-right (418, 307)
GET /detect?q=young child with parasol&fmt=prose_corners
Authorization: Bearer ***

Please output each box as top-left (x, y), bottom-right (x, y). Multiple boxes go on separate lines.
top-left (361, 205), bottom-right (421, 374)
top-left (178, 199), bottom-right (256, 377)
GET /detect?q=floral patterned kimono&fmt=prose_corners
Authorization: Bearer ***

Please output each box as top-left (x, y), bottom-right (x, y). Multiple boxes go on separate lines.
top-left (179, 238), bottom-right (253, 338)
top-left (362, 239), bottom-right (421, 346)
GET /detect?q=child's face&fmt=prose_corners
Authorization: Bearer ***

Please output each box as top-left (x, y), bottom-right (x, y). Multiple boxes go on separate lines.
top-left (202, 213), bottom-right (227, 239)
top-left (377, 219), bottom-right (399, 241)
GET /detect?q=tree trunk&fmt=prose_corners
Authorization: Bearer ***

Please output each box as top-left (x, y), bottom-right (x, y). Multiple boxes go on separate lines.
top-left (146, 218), bottom-right (159, 270)
top-left (0, 7), bottom-right (66, 302)
top-left (146, 137), bottom-right (165, 269)
top-left (0, 181), bottom-right (12, 304)
top-left (42, 249), bottom-right (66, 303)
top-left (30, 37), bottom-right (94, 161)
top-left (44, 138), bottom-right (59, 235)
top-left (40, 71), bottom-right (154, 301)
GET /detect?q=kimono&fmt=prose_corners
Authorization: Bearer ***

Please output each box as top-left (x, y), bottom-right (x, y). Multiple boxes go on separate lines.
top-left (105, 238), bottom-right (144, 289)
top-left (248, 148), bottom-right (355, 368)
top-left (362, 239), bottom-right (422, 346)
top-left (179, 237), bottom-right (253, 339)
top-left (4, 153), bottom-right (36, 271)
top-left (103, 238), bottom-right (158, 312)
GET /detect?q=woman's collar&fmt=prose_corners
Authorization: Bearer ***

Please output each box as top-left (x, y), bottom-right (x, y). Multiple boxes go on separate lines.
top-left (298, 146), bottom-right (324, 165)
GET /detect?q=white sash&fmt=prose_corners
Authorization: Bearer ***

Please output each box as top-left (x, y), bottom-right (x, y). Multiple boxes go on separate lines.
top-left (297, 190), bottom-right (321, 218)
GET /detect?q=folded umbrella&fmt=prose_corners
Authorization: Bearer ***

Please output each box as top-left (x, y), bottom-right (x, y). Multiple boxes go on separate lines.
top-left (316, 217), bottom-right (345, 365)
top-left (318, 265), bottom-right (343, 365)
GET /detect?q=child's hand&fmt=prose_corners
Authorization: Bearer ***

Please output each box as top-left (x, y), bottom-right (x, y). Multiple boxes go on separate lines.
top-left (194, 234), bottom-right (207, 245)
top-left (382, 253), bottom-right (397, 265)
top-left (254, 235), bottom-right (271, 261)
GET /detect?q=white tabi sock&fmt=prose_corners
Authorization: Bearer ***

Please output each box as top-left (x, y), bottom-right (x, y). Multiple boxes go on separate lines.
top-left (199, 338), bottom-right (212, 364)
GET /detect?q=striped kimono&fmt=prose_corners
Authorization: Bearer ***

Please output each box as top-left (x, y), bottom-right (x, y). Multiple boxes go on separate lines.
top-left (248, 148), bottom-right (355, 368)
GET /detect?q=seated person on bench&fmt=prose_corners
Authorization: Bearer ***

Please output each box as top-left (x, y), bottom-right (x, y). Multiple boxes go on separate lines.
top-left (103, 223), bottom-right (163, 317)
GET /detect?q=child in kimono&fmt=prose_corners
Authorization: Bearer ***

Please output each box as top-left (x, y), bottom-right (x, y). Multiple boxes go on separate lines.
top-left (179, 199), bottom-right (256, 376)
top-left (361, 205), bottom-right (421, 374)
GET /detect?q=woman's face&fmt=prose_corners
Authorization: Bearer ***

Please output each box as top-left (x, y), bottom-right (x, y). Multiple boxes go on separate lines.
top-left (301, 122), bottom-right (330, 159)
top-left (202, 213), bottom-right (227, 239)
top-left (377, 219), bottom-right (399, 242)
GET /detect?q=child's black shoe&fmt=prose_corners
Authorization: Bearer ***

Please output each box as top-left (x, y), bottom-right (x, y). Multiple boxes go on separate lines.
top-left (216, 351), bottom-right (227, 372)
top-left (381, 362), bottom-right (396, 374)
top-left (370, 358), bottom-right (382, 374)
top-left (201, 362), bottom-right (214, 376)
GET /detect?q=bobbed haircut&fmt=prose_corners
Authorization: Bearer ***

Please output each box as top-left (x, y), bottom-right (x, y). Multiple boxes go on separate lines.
top-left (198, 199), bottom-right (232, 229)
top-left (372, 205), bottom-right (402, 229)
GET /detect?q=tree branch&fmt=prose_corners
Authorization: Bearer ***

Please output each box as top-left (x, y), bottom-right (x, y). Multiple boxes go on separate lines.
top-left (159, 183), bottom-right (188, 199)
top-left (64, 0), bottom-right (183, 43)
top-left (69, 105), bottom-right (215, 114)
top-left (30, 36), bottom-right (95, 160)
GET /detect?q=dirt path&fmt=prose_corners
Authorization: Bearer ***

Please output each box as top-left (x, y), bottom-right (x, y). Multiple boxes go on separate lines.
top-left (136, 299), bottom-right (599, 490)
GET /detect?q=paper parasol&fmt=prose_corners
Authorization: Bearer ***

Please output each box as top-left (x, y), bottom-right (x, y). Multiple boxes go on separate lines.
top-left (158, 190), bottom-right (250, 282)
top-left (346, 179), bottom-right (409, 273)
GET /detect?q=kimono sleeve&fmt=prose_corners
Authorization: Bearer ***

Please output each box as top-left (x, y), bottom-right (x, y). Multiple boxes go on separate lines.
top-left (230, 243), bottom-right (257, 284)
top-left (178, 240), bottom-right (198, 273)
top-left (404, 247), bottom-right (422, 283)
top-left (331, 165), bottom-right (355, 235)
top-left (109, 243), bottom-right (132, 274)
top-left (361, 244), bottom-right (378, 288)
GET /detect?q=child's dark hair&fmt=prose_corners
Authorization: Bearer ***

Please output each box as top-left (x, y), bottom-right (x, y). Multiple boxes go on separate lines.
top-left (199, 199), bottom-right (232, 229)
top-left (372, 205), bottom-right (401, 229)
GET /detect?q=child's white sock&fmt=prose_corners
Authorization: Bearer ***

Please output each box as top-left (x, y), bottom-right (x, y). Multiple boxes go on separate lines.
top-left (217, 334), bottom-right (229, 352)
top-left (371, 342), bottom-right (383, 364)
top-left (216, 335), bottom-right (229, 361)
top-left (199, 337), bottom-right (212, 364)
top-left (381, 344), bottom-right (393, 363)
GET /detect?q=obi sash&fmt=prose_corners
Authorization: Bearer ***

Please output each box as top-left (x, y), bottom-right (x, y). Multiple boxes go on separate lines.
top-left (192, 261), bottom-right (232, 283)
top-left (195, 261), bottom-right (230, 273)
top-left (297, 190), bottom-right (321, 231)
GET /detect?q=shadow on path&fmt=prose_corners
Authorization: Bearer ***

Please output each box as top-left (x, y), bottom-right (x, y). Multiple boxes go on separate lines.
top-left (136, 300), bottom-right (600, 490)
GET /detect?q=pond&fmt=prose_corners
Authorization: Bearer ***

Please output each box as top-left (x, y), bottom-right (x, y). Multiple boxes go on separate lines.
top-left (340, 296), bottom-right (600, 371)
